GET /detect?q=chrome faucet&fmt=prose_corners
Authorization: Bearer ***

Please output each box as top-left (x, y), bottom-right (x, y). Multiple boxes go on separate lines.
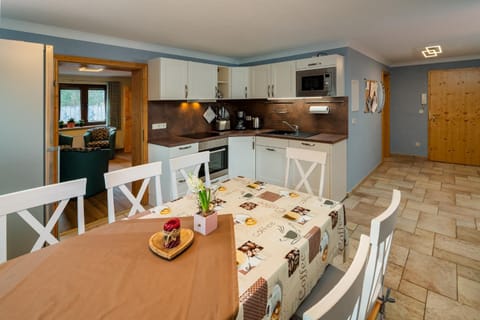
top-left (282, 120), bottom-right (299, 133)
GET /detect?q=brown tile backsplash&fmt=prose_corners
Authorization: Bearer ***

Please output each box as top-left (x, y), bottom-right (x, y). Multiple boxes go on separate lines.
top-left (148, 97), bottom-right (348, 141)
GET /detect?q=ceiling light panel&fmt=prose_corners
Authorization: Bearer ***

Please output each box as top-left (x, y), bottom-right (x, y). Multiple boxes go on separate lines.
top-left (422, 45), bottom-right (442, 58)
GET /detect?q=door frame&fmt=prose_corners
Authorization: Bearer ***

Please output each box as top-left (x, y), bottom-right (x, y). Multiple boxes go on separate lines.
top-left (53, 55), bottom-right (148, 183)
top-left (382, 71), bottom-right (391, 159)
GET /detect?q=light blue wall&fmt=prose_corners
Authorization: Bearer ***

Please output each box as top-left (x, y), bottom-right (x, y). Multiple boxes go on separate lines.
top-left (390, 59), bottom-right (480, 156)
top-left (343, 48), bottom-right (387, 191)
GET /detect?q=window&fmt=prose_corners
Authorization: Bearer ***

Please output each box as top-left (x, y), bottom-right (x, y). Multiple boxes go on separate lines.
top-left (59, 84), bottom-right (107, 125)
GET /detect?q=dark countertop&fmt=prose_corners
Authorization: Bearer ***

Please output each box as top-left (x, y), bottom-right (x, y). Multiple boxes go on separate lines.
top-left (148, 129), bottom-right (347, 147)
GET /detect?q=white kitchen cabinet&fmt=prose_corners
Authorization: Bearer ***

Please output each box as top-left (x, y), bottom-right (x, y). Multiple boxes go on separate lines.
top-left (148, 57), bottom-right (217, 100)
top-left (255, 137), bottom-right (288, 186)
top-left (270, 61), bottom-right (296, 98)
top-left (228, 136), bottom-right (255, 179)
top-left (148, 142), bottom-right (199, 202)
top-left (249, 61), bottom-right (295, 98)
top-left (295, 54), bottom-right (345, 96)
top-left (188, 61), bottom-right (217, 100)
top-left (249, 64), bottom-right (270, 99)
top-left (230, 67), bottom-right (249, 99)
top-left (287, 139), bottom-right (347, 201)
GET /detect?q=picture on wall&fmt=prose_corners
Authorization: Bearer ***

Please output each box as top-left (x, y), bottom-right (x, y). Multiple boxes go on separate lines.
top-left (364, 79), bottom-right (385, 113)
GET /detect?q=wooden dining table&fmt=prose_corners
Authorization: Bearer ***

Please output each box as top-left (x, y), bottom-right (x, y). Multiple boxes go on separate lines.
top-left (0, 176), bottom-right (348, 320)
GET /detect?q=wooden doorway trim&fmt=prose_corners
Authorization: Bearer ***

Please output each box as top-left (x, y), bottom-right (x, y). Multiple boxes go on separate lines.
top-left (382, 71), bottom-right (391, 159)
top-left (53, 55), bottom-right (148, 179)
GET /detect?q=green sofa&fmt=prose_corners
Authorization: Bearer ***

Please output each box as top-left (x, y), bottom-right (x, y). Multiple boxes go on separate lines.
top-left (83, 127), bottom-right (116, 159)
top-left (60, 147), bottom-right (110, 197)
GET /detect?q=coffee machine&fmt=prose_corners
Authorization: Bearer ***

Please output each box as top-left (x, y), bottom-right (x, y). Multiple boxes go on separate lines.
top-left (235, 110), bottom-right (246, 130)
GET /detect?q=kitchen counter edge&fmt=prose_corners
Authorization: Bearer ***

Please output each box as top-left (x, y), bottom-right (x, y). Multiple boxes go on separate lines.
top-left (148, 129), bottom-right (347, 147)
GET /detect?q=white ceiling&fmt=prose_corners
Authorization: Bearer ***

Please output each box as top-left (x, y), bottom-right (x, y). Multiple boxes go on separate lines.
top-left (1, 0), bottom-right (480, 66)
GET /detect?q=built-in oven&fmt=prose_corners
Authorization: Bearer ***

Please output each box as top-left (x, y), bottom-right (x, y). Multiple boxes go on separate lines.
top-left (199, 137), bottom-right (228, 181)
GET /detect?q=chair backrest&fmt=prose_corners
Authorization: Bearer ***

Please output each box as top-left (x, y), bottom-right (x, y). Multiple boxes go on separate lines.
top-left (284, 147), bottom-right (327, 198)
top-left (359, 189), bottom-right (401, 319)
top-left (104, 161), bottom-right (163, 223)
top-left (0, 178), bottom-right (87, 263)
top-left (303, 234), bottom-right (371, 320)
top-left (169, 151), bottom-right (210, 200)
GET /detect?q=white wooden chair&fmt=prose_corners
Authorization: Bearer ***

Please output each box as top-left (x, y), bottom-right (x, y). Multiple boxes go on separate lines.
top-left (169, 151), bottom-right (210, 199)
top-left (302, 234), bottom-right (371, 320)
top-left (284, 147), bottom-right (327, 198)
top-left (292, 189), bottom-right (401, 320)
top-left (358, 189), bottom-right (401, 320)
top-left (104, 161), bottom-right (163, 223)
top-left (0, 178), bottom-right (87, 263)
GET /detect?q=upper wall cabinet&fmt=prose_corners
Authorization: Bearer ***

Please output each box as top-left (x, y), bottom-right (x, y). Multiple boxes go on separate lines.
top-left (216, 66), bottom-right (250, 99)
top-left (249, 61), bottom-right (295, 99)
top-left (295, 54), bottom-right (345, 96)
top-left (148, 58), bottom-right (217, 100)
top-left (230, 67), bottom-right (250, 99)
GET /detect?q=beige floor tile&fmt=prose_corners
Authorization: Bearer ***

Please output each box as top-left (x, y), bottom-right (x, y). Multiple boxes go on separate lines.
top-left (425, 291), bottom-right (479, 320)
top-left (400, 208), bottom-right (420, 221)
top-left (357, 186), bottom-right (394, 200)
top-left (374, 196), bottom-right (394, 208)
top-left (457, 226), bottom-right (480, 244)
top-left (344, 209), bottom-right (376, 227)
top-left (455, 176), bottom-right (480, 189)
top-left (393, 229), bottom-right (434, 256)
top-left (406, 200), bottom-right (438, 215)
top-left (458, 265), bottom-right (480, 282)
top-left (438, 209), bottom-right (477, 229)
top-left (435, 234), bottom-right (480, 263)
top-left (424, 189), bottom-right (456, 205)
top-left (398, 190), bottom-right (426, 202)
top-left (395, 216), bottom-right (418, 233)
top-left (417, 212), bottom-right (456, 237)
top-left (385, 262), bottom-right (404, 290)
top-left (405, 173), bottom-right (430, 182)
top-left (434, 247), bottom-right (480, 271)
top-left (439, 203), bottom-right (480, 219)
top-left (346, 221), bottom-right (358, 231)
top-left (458, 276), bottom-right (480, 310)
top-left (343, 195), bottom-right (360, 209)
top-left (429, 173), bottom-right (456, 184)
top-left (398, 279), bottom-right (428, 303)
top-left (404, 250), bottom-right (457, 299)
top-left (389, 244), bottom-right (409, 267)
top-left (415, 180), bottom-right (442, 191)
top-left (350, 224), bottom-right (370, 240)
top-left (456, 194), bottom-right (480, 210)
top-left (387, 290), bottom-right (425, 320)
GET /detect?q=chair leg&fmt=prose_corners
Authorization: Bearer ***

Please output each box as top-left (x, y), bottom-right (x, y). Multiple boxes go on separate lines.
top-left (378, 288), bottom-right (395, 320)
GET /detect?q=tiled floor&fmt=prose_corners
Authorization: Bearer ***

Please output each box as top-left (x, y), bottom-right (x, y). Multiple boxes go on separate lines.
top-left (339, 156), bottom-right (480, 319)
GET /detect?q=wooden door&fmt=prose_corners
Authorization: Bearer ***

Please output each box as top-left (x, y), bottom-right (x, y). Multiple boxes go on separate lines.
top-left (122, 85), bottom-right (132, 153)
top-left (428, 67), bottom-right (480, 165)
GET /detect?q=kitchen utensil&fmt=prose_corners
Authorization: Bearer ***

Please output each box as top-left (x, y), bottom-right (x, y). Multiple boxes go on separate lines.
top-left (253, 117), bottom-right (261, 129)
top-left (203, 106), bottom-right (216, 123)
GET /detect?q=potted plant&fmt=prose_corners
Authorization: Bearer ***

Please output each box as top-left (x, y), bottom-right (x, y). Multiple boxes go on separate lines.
top-left (187, 175), bottom-right (217, 235)
top-left (79, 119), bottom-right (85, 127)
top-left (59, 120), bottom-right (65, 128)
top-left (67, 118), bottom-right (75, 128)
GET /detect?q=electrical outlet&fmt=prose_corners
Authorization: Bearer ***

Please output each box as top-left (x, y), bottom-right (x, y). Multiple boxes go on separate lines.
top-left (415, 142), bottom-right (421, 147)
top-left (152, 123), bottom-right (167, 130)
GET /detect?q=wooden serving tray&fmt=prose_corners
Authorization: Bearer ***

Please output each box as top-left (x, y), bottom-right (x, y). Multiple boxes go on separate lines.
top-left (148, 228), bottom-right (194, 260)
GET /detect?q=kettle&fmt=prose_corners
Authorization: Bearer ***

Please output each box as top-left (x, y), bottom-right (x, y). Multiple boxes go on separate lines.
top-left (252, 117), bottom-right (261, 129)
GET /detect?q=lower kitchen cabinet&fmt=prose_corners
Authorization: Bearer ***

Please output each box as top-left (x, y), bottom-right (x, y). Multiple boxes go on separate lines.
top-left (255, 137), bottom-right (288, 186)
top-left (228, 136), bottom-right (255, 179)
top-left (148, 142), bottom-right (199, 203)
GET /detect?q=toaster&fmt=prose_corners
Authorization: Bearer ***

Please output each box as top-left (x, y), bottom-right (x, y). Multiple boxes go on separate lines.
top-left (215, 119), bottom-right (230, 131)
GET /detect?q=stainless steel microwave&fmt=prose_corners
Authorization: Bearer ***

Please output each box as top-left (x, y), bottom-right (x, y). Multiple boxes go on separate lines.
top-left (296, 67), bottom-right (336, 97)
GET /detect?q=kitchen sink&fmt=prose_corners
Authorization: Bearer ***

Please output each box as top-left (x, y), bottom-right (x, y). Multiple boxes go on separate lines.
top-left (264, 130), bottom-right (317, 138)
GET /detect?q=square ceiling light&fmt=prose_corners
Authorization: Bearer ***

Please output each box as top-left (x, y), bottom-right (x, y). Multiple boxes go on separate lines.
top-left (422, 45), bottom-right (442, 58)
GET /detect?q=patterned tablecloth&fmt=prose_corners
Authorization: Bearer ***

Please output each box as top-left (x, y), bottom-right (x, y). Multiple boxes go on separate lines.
top-left (142, 176), bottom-right (348, 320)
